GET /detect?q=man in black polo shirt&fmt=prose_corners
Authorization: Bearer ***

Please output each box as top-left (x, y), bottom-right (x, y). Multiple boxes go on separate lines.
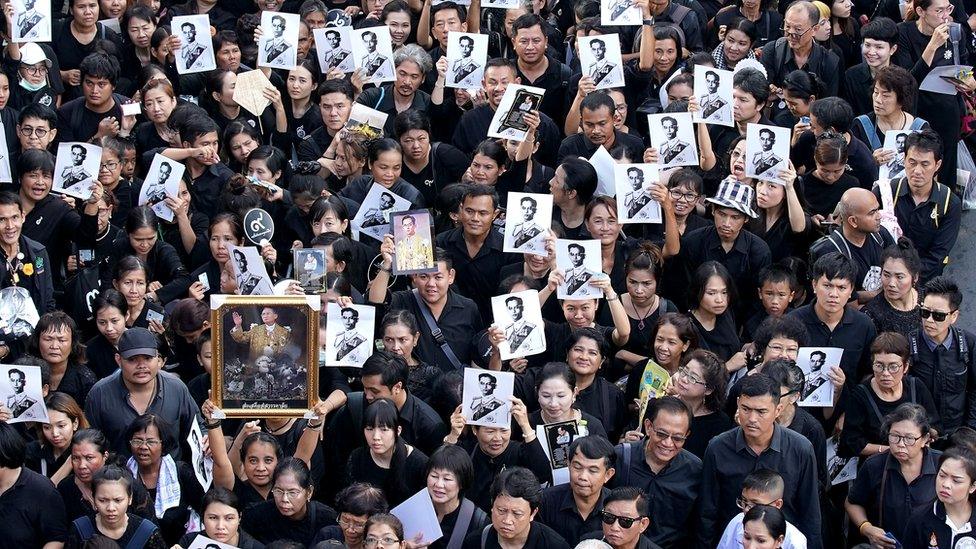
top-left (298, 79), bottom-right (355, 163)
top-left (56, 52), bottom-right (127, 143)
top-left (698, 374), bottom-right (822, 549)
top-left (557, 92), bottom-right (644, 164)
top-left (611, 397), bottom-right (701, 548)
top-left (761, 1), bottom-right (841, 103)
top-left (436, 185), bottom-right (519, 323)
top-left (0, 422), bottom-right (67, 548)
top-left (510, 14), bottom-right (571, 125)
top-left (678, 177), bottom-right (771, 314)
top-left (788, 253), bottom-right (877, 385)
top-left (538, 437), bottom-right (616, 546)
top-left (810, 188), bottom-right (895, 304)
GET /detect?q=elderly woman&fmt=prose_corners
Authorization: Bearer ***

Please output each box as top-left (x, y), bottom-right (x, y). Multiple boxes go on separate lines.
top-left (850, 65), bottom-right (929, 155)
top-left (864, 239), bottom-right (923, 335)
top-left (424, 446), bottom-right (492, 549)
top-left (311, 483), bottom-right (388, 549)
top-left (840, 332), bottom-right (941, 458)
top-left (27, 312), bottom-right (96, 407)
top-left (846, 403), bottom-right (941, 547)
top-left (668, 350), bottom-right (732, 458)
top-left (243, 458), bottom-right (339, 546)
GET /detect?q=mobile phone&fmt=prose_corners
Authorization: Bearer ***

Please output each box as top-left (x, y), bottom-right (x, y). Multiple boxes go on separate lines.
top-left (884, 532), bottom-right (903, 549)
top-left (799, 116), bottom-right (810, 125)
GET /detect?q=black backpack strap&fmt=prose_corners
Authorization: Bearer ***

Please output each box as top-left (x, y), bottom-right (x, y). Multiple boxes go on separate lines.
top-left (349, 391), bottom-right (365, 432)
top-left (125, 518), bottom-right (158, 549)
top-left (671, 4), bottom-right (690, 24)
top-left (908, 376), bottom-right (917, 404)
top-left (481, 524), bottom-right (492, 549)
top-left (621, 442), bottom-right (633, 486)
top-left (449, 499), bottom-right (477, 549)
top-left (73, 516), bottom-right (96, 542)
top-left (430, 142), bottom-right (440, 187)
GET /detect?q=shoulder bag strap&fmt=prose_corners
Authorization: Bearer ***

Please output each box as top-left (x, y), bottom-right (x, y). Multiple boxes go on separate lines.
top-left (449, 499), bottom-right (477, 549)
top-left (859, 384), bottom-right (886, 426)
top-left (856, 115), bottom-right (882, 150)
top-left (909, 376), bottom-right (917, 404)
top-left (621, 442), bottom-right (633, 485)
top-left (412, 289), bottom-right (464, 370)
top-left (431, 142), bottom-right (441, 185)
top-left (481, 524), bottom-right (492, 549)
top-left (878, 461), bottom-right (890, 527)
top-left (910, 117), bottom-right (927, 131)
top-left (126, 518), bottom-right (158, 549)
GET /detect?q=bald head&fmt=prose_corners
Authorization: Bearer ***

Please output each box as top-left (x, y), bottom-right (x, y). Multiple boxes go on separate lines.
top-left (838, 188), bottom-right (881, 234)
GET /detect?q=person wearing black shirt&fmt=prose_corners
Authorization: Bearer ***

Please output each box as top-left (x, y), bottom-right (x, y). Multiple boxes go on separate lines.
top-left (760, 2), bottom-right (841, 103)
top-left (550, 157), bottom-right (598, 241)
top-left (356, 46), bottom-right (433, 138)
top-left (842, 17), bottom-right (900, 116)
top-left (462, 467), bottom-right (571, 549)
top-left (798, 135), bottom-right (861, 218)
top-left (243, 458), bottom-right (338, 546)
top-left (52, 4), bottom-right (124, 102)
top-left (57, 52), bottom-right (128, 144)
top-left (538, 437), bottom-right (616, 546)
top-left (395, 110), bottom-right (470, 207)
top-left (578, 487), bottom-right (663, 549)
top-left (149, 117), bottom-right (234, 220)
top-left (791, 98), bottom-right (879, 189)
top-left (299, 79), bottom-right (355, 163)
top-left (557, 93), bottom-right (645, 164)
top-left (698, 374), bottom-right (823, 549)
top-left (421, 445), bottom-right (491, 549)
top-left (0, 422), bottom-right (68, 548)
top-left (612, 397), bottom-right (701, 547)
top-left (510, 14), bottom-right (571, 126)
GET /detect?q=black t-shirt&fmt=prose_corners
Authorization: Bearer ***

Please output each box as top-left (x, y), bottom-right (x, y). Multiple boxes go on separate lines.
top-left (57, 97), bottom-right (125, 143)
top-left (799, 171), bottom-right (862, 217)
top-left (399, 143), bottom-right (471, 207)
top-left (690, 311), bottom-right (740, 361)
top-left (243, 499), bottom-right (338, 546)
top-left (0, 467), bottom-right (68, 547)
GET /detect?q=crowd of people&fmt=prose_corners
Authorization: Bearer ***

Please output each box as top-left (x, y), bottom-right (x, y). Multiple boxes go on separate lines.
top-left (0, 0), bottom-right (976, 548)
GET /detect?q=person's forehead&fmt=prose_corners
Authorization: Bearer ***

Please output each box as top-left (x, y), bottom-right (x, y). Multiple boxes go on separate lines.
top-left (485, 66), bottom-right (516, 80)
top-left (20, 117), bottom-right (50, 128)
top-left (740, 394), bottom-right (775, 407)
top-left (922, 293), bottom-right (952, 309)
top-left (494, 493), bottom-right (531, 509)
top-left (515, 24), bottom-right (544, 37)
top-left (604, 499), bottom-right (638, 515)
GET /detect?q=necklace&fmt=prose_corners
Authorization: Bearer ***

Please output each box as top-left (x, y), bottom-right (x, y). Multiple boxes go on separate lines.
top-left (631, 296), bottom-right (656, 330)
top-left (265, 418), bottom-right (295, 435)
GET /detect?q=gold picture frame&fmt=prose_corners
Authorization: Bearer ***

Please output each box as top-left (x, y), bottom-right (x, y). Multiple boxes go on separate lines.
top-left (211, 294), bottom-right (319, 418)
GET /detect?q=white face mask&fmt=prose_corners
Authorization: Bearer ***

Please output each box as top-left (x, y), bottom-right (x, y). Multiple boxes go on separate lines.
top-left (20, 77), bottom-right (44, 92)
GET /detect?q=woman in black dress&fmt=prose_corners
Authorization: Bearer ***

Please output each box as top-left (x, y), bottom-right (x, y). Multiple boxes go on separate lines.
top-left (243, 458), bottom-right (338, 546)
top-left (863, 239), bottom-right (923, 335)
top-left (688, 261), bottom-right (741, 363)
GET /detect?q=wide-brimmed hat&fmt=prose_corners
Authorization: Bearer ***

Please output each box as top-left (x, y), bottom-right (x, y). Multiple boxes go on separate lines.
top-left (706, 177), bottom-right (758, 218)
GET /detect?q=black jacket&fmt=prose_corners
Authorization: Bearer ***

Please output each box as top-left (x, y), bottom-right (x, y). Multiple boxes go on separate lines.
top-left (909, 327), bottom-right (976, 434)
top-left (902, 500), bottom-right (976, 549)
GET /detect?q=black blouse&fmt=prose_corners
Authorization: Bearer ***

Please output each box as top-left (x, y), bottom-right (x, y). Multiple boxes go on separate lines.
top-left (690, 311), bottom-right (740, 362)
top-left (345, 445), bottom-right (429, 506)
top-left (243, 499), bottom-right (338, 546)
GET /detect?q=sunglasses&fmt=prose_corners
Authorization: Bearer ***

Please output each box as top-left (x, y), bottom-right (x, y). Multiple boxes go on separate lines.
top-left (920, 307), bottom-right (956, 322)
top-left (601, 511), bottom-right (641, 528)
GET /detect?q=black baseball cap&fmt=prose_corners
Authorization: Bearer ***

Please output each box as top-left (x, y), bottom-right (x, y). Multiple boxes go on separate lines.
top-left (117, 328), bottom-right (159, 359)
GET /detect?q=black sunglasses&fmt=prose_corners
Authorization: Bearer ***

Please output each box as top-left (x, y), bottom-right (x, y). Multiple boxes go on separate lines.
top-left (601, 511), bottom-right (640, 528)
top-left (920, 307), bottom-right (956, 322)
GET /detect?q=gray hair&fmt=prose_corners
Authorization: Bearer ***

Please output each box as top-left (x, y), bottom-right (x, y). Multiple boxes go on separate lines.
top-left (574, 542), bottom-right (612, 549)
top-left (299, 0), bottom-right (328, 17)
top-left (394, 44), bottom-right (433, 74)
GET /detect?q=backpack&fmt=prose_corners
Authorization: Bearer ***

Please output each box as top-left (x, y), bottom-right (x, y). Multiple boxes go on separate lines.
top-left (854, 115), bottom-right (928, 151)
top-left (72, 516), bottom-right (157, 548)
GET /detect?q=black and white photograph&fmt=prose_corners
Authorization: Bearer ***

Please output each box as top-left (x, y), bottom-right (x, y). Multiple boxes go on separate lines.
top-left (879, 130), bottom-right (915, 181)
top-left (797, 347), bottom-right (843, 407)
top-left (491, 289), bottom-right (547, 360)
top-left (488, 84), bottom-right (545, 141)
top-left (577, 35), bottom-right (625, 90)
top-left (227, 244), bottom-right (275, 296)
top-left (544, 420), bottom-right (579, 470)
top-left (293, 249), bottom-right (327, 294)
top-left (0, 364), bottom-right (46, 423)
top-left (257, 11), bottom-right (299, 70)
top-left (479, 0), bottom-right (520, 7)
top-left (52, 142), bottom-right (101, 200)
top-left (647, 112), bottom-right (699, 168)
top-left (826, 435), bottom-right (858, 486)
top-left (350, 26), bottom-right (395, 85)
top-left (173, 14), bottom-right (216, 74)
top-left (614, 163), bottom-right (662, 223)
top-left (138, 154), bottom-right (184, 222)
top-left (351, 183), bottom-right (411, 242)
top-left (445, 32), bottom-right (488, 89)
top-left (212, 295), bottom-right (319, 418)
top-left (11, 0), bottom-right (50, 42)
top-left (503, 192), bottom-right (551, 255)
top-left (0, 287), bottom-right (38, 345)
top-left (324, 302), bottom-right (375, 367)
top-left (462, 369), bottom-right (514, 427)
top-left (346, 103), bottom-right (390, 137)
top-left (556, 239), bottom-right (602, 300)
top-left (693, 65), bottom-right (734, 126)
top-left (314, 26), bottom-right (355, 74)
top-left (392, 210), bottom-right (436, 275)
top-left (745, 123), bottom-right (791, 183)
top-left (187, 419), bottom-right (213, 490)
top-left (601, 0), bottom-right (641, 25)
top-left (187, 535), bottom-right (236, 549)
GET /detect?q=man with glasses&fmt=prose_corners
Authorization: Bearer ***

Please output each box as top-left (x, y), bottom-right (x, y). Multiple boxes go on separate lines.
top-left (908, 276), bottom-right (976, 434)
top-left (698, 373), bottom-right (822, 549)
top-left (611, 397), bottom-right (701, 548)
top-left (715, 470), bottom-right (808, 549)
top-left (538, 437), bottom-right (616, 545)
top-left (579, 487), bottom-right (657, 549)
top-left (85, 327), bottom-right (198, 457)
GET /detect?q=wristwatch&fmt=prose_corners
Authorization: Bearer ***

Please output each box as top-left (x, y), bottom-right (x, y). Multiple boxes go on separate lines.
top-left (643, 17), bottom-right (655, 25)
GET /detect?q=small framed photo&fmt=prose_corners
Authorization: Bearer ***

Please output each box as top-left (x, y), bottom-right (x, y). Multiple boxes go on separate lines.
top-left (53, 142), bottom-right (101, 200)
top-left (391, 210), bottom-right (436, 275)
top-left (173, 15), bottom-right (216, 74)
top-left (544, 420), bottom-right (579, 470)
top-left (314, 26), bottom-right (355, 74)
top-left (647, 112), bottom-right (699, 168)
top-left (324, 302), bottom-right (376, 367)
top-left (488, 85), bottom-right (545, 142)
top-left (503, 192), bottom-right (551, 256)
top-left (0, 364), bottom-right (47, 423)
top-left (555, 239), bottom-right (602, 300)
top-left (346, 103), bottom-right (389, 137)
top-left (614, 163), bottom-right (662, 224)
top-left (211, 295), bottom-right (319, 418)
top-left (227, 244), bottom-right (275, 296)
top-left (462, 369), bottom-right (514, 427)
top-left (577, 34), bottom-right (625, 90)
top-left (693, 65), bottom-right (734, 127)
top-left (138, 154), bottom-right (184, 222)
top-left (445, 32), bottom-right (488, 89)
top-left (293, 249), bottom-right (327, 294)
top-left (11, 0), bottom-right (51, 42)
top-left (350, 26), bottom-right (395, 84)
top-left (745, 123), bottom-right (791, 183)
top-left (258, 11), bottom-right (299, 70)
top-left (797, 347), bottom-right (843, 407)
top-left (351, 183), bottom-right (412, 242)
top-left (601, 0), bottom-right (641, 25)
top-left (491, 290), bottom-right (547, 360)
top-left (879, 130), bottom-right (916, 181)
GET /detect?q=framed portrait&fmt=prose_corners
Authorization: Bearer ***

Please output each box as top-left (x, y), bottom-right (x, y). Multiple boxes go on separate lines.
top-left (487, 84), bottom-right (545, 141)
top-left (211, 294), bottom-right (320, 418)
top-left (391, 210), bottom-right (436, 275)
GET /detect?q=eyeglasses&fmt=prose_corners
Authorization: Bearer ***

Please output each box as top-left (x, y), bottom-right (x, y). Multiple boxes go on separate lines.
top-left (271, 488), bottom-right (305, 500)
top-left (23, 65), bottom-right (47, 76)
top-left (737, 496), bottom-right (777, 511)
top-left (19, 126), bottom-right (48, 138)
top-left (766, 343), bottom-right (800, 356)
top-left (929, 3), bottom-right (954, 15)
top-left (129, 438), bottom-right (161, 448)
top-left (920, 307), bottom-right (956, 322)
top-left (669, 189), bottom-right (700, 202)
top-left (781, 25), bottom-right (814, 38)
top-left (364, 536), bottom-right (402, 547)
top-left (99, 161), bottom-right (120, 171)
top-left (613, 103), bottom-right (627, 113)
top-left (872, 362), bottom-right (904, 374)
top-left (600, 510), bottom-right (641, 528)
top-left (339, 516), bottom-right (367, 532)
top-left (649, 427), bottom-right (688, 444)
top-left (888, 433), bottom-right (922, 446)
top-left (677, 366), bottom-right (707, 386)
